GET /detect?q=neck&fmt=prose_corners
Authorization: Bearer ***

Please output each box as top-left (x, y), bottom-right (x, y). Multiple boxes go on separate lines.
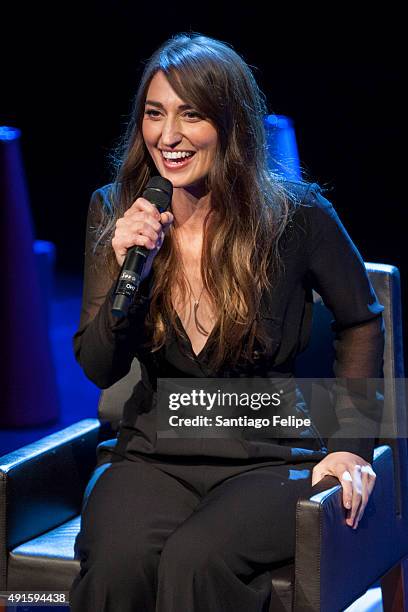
top-left (171, 186), bottom-right (212, 240)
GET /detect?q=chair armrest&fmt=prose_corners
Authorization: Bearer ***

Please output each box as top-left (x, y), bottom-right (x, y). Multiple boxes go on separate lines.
top-left (294, 445), bottom-right (398, 611)
top-left (0, 419), bottom-right (102, 553)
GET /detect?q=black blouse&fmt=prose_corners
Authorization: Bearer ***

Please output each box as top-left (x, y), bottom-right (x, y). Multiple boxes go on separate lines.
top-left (73, 181), bottom-right (384, 465)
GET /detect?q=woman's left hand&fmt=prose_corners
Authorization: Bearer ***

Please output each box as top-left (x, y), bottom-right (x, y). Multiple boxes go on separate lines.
top-left (311, 451), bottom-right (377, 529)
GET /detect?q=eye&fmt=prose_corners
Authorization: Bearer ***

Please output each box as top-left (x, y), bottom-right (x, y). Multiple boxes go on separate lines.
top-left (144, 109), bottom-right (161, 118)
top-left (183, 111), bottom-right (202, 120)
top-left (144, 109), bottom-right (203, 121)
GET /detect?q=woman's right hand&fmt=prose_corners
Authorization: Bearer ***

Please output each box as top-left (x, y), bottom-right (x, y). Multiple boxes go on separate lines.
top-left (112, 197), bottom-right (174, 280)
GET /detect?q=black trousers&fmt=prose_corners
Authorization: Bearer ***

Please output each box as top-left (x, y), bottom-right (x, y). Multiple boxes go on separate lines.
top-left (69, 453), bottom-right (316, 612)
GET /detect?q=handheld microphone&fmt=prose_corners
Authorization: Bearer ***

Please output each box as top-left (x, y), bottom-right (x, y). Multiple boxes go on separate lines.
top-left (111, 176), bottom-right (173, 318)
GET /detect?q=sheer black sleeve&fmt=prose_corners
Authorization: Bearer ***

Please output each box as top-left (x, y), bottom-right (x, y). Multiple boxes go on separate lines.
top-left (72, 186), bottom-right (154, 389)
top-left (305, 183), bottom-right (385, 463)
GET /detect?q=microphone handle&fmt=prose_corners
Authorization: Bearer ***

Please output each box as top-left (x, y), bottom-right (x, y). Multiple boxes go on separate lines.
top-left (111, 245), bottom-right (149, 318)
top-left (110, 176), bottom-right (173, 318)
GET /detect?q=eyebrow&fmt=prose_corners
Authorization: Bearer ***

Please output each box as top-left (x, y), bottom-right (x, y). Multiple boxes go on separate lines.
top-left (145, 100), bottom-right (194, 111)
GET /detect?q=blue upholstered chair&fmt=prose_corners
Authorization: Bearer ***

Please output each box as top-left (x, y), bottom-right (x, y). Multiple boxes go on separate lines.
top-left (1, 263), bottom-right (407, 611)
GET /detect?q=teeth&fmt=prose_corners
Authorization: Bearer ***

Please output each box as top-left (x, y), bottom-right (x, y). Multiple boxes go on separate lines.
top-left (162, 151), bottom-right (194, 159)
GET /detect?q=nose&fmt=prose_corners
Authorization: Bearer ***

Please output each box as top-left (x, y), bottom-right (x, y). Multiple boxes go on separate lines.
top-left (160, 116), bottom-right (183, 148)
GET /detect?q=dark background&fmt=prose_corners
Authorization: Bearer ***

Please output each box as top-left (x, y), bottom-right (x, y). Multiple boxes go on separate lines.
top-left (2, 4), bottom-right (405, 339)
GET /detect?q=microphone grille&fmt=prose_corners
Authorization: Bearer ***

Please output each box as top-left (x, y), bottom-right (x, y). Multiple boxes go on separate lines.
top-left (142, 176), bottom-right (173, 212)
top-left (145, 176), bottom-right (173, 196)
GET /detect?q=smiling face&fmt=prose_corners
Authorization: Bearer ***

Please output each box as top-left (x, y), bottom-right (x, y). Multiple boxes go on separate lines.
top-left (142, 71), bottom-right (218, 197)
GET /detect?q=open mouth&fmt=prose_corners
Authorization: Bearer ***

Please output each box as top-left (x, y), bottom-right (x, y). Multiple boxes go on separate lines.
top-left (160, 151), bottom-right (196, 169)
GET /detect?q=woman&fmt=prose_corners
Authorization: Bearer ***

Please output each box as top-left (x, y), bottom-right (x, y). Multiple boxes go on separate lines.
top-left (70, 33), bottom-right (383, 611)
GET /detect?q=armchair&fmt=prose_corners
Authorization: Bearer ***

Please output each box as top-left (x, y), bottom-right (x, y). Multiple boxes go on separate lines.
top-left (1, 263), bottom-right (407, 611)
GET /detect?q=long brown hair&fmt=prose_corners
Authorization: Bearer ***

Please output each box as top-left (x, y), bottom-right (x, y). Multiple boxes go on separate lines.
top-left (95, 33), bottom-right (299, 371)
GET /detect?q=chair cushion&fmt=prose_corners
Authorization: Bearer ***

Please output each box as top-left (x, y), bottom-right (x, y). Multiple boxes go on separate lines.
top-left (7, 517), bottom-right (80, 591)
top-left (7, 512), bottom-right (294, 610)
top-left (5, 522), bottom-right (378, 612)
top-left (95, 438), bottom-right (119, 465)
